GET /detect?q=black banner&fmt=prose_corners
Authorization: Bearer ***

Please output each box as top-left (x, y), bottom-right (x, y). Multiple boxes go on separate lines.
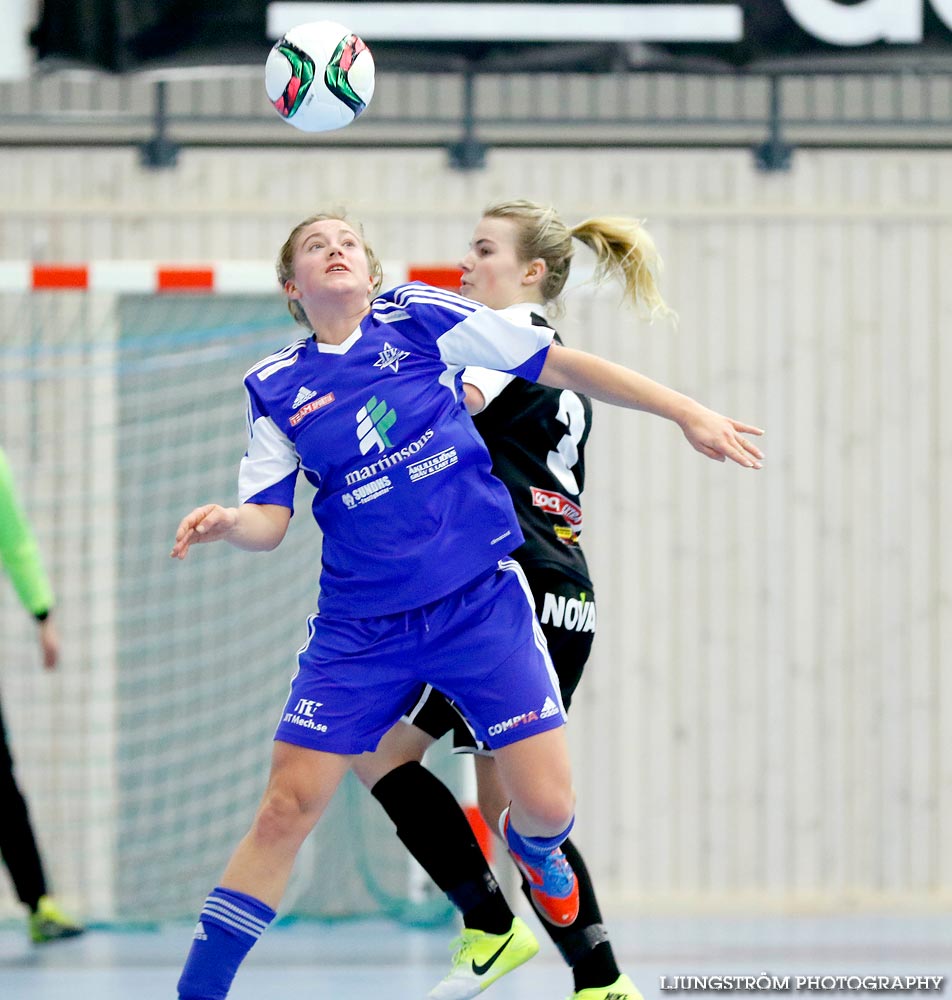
top-left (30, 1), bottom-right (952, 74)
top-left (661, 0), bottom-right (952, 69)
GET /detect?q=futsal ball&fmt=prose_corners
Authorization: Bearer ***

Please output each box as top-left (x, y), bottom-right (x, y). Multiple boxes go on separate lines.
top-left (266, 20), bottom-right (375, 133)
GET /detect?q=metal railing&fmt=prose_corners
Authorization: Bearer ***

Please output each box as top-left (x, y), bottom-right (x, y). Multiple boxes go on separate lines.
top-left (1, 67), bottom-right (950, 170)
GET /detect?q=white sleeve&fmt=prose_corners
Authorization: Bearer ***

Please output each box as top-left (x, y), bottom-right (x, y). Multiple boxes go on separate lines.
top-left (435, 307), bottom-right (553, 375)
top-left (238, 414), bottom-right (300, 506)
top-left (462, 366), bottom-right (515, 413)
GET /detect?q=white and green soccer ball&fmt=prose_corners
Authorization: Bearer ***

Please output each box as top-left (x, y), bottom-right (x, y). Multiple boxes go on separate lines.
top-left (266, 20), bottom-right (375, 133)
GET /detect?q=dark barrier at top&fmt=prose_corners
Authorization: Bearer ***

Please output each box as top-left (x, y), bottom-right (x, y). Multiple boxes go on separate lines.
top-left (30, 0), bottom-right (952, 74)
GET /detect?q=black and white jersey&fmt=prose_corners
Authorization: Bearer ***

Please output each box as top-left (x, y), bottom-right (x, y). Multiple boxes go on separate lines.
top-left (466, 303), bottom-right (593, 589)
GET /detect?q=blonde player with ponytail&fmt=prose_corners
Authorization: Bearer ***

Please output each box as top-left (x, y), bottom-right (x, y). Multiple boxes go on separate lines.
top-left (354, 200), bottom-right (763, 1000)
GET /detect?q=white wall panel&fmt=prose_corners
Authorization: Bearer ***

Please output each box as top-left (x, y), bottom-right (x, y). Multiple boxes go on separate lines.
top-left (1, 145), bottom-right (950, 911)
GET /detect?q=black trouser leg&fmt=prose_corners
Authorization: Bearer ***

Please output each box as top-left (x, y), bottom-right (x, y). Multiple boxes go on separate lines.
top-left (0, 698), bottom-right (48, 911)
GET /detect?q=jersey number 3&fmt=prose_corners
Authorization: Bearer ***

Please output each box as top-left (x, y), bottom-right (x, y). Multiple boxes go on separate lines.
top-left (546, 390), bottom-right (586, 495)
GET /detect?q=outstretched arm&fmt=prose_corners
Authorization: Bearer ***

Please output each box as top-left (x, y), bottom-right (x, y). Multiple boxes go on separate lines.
top-left (170, 502), bottom-right (291, 560)
top-left (538, 343), bottom-right (764, 468)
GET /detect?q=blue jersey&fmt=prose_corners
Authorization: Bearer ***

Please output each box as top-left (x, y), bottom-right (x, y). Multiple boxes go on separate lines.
top-left (238, 283), bottom-right (554, 618)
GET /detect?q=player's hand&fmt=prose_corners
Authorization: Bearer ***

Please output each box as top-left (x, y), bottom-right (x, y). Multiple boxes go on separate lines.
top-left (679, 404), bottom-right (764, 468)
top-left (170, 504), bottom-right (239, 559)
top-left (38, 616), bottom-right (60, 670)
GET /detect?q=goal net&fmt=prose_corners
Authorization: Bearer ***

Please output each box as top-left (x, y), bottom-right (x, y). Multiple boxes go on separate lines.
top-left (0, 266), bottom-right (460, 927)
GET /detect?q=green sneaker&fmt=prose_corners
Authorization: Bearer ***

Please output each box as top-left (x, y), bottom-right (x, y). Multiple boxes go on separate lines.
top-left (428, 916), bottom-right (539, 999)
top-left (568, 973), bottom-right (645, 1000)
top-left (29, 895), bottom-right (85, 944)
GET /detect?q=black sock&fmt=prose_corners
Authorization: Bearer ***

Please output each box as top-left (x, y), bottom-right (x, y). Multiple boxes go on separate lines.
top-left (371, 761), bottom-right (513, 934)
top-left (520, 836), bottom-right (621, 991)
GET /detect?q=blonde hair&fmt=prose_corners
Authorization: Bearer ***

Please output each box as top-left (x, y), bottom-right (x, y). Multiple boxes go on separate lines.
top-left (482, 199), bottom-right (673, 321)
top-left (276, 212), bottom-right (384, 329)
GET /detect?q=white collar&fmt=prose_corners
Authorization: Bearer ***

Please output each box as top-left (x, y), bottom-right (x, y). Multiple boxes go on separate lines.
top-left (498, 301), bottom-right (547, 325)
top-left (315, 327), bottom-right (363, 354)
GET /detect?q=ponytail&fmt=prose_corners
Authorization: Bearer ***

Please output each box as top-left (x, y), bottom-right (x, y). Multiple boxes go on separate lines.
top-left (483, 199), bottom-right (674, 321)
top-left (570, 217), bottom-right (673, 322)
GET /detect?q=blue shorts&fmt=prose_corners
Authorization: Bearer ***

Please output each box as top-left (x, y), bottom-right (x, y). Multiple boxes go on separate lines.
top-left (407, 567), bottom-right (595, 753)
top-left (274, 559), bottom-right (567, 755)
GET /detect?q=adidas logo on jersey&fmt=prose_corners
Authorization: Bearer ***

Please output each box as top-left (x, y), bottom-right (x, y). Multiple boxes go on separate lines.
top-left (540, 696), bottom-right (560, 719)
top-left (192, 921), bottom-right (208, 941)
top-left (292, 386), bottom-right (317, 408)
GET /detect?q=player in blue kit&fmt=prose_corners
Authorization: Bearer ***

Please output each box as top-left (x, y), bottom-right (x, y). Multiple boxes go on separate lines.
top-left (170, 212), bottom-right (763, 1000)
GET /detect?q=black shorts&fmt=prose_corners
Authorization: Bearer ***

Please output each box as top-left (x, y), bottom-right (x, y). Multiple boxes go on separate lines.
top-left (405, 567), bottom-right (595, 752)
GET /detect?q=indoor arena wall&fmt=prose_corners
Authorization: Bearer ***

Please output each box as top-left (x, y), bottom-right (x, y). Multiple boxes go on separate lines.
top-left (1, 145), bottom-right (949, 914)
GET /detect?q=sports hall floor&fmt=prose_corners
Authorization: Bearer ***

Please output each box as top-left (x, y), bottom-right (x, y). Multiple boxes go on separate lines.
top-left (0, 912), bottom-right (947, 999)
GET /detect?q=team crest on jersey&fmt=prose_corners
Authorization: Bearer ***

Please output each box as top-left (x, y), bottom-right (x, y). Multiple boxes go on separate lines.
top-left (373, 342), bottom-right (410, 373)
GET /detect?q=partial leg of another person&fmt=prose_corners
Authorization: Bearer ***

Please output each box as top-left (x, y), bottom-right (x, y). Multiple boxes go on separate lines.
top-left (354, 717), bottom-right (517, 936)
top-left (357, 560), bottom-right (581, 997)
top-left (353, 715), bottom-right (539, 1000)
top-left (0, 698), bottom-right (83, 943)
top-left (475, 753), bottom-right (641, 1000)
top-left (400, 559), bottom-right (579, 881)
top-left (494, 569), bottom-right (641, 1000)
top-left (436, 560), bottom-right (579, 928)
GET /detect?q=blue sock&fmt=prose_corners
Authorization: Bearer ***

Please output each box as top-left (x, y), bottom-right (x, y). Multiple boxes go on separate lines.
top-left (177, 887), bottom-right (276, 1000)
top-left (505, 812), bottom-right (575, 861)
